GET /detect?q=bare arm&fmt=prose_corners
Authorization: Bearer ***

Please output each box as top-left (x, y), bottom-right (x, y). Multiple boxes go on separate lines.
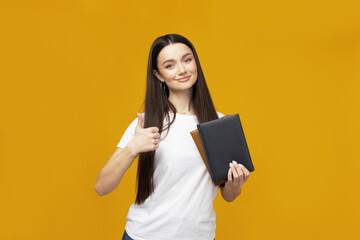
top-left (95, 113), bottom-right (160, 196)
top-left (220, 184), bottom-right (242, 202)
top-left (94, 143), bottom-right (138, 196)
top-left (220, 161), bottom-right (250, 202)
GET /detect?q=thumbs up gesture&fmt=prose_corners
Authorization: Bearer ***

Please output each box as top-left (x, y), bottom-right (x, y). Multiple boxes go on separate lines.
top-left (129, 113), bottom-right (160, 155)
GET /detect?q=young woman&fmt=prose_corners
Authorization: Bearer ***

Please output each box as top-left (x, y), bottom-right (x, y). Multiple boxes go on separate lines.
top-left (95, 34), bottom-right (250, 240)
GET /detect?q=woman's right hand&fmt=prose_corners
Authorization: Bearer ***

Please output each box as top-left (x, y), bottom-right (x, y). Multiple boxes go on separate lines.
top-left (128, 113), bottom-right (160, 155)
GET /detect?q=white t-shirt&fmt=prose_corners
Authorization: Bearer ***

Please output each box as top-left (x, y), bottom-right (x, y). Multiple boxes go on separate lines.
top-left (117, 111), bottom-right (225, 240)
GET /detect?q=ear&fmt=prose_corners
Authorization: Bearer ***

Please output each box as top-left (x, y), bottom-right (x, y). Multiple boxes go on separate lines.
top-left (153, 69), bottom-right (164, 83)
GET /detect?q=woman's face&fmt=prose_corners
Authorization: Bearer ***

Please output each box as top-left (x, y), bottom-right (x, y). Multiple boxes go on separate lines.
top-left (154, 43), bottom-right (198, 95)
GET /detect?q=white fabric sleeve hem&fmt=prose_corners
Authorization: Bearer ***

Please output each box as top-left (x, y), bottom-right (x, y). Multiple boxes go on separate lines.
top-left (216, 111), bottom-right (225, 118)
top-left (116, 115), bottom-right (139, 149)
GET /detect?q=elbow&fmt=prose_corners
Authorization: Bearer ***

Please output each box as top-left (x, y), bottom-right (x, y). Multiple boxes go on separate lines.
top-left (95, 171), bottom-right (108, 197)
top-left (95, 183), bottom-right (106, 197)
top-left (220, 192), bottom-right (234, 202)
top-left (223, 196), bottom-right (236, 202)
top-left (221, 190), bottom-right (241, 202)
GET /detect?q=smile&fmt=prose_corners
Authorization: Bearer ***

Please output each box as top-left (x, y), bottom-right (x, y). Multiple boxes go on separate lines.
top-left (177, 76), bottom-right (191, 82)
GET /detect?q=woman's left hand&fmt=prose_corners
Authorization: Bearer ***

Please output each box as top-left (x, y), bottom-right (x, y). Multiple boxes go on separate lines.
top-left (224, 160), bottom-right (250, 192)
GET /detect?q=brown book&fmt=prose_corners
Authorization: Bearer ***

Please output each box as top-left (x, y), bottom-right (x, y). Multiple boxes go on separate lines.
top-left (190, 115), bottom-right (228, 186)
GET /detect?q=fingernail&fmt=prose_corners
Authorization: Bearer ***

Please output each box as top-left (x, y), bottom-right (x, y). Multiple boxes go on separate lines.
top-left (232, 160), bottom-right (236, 165)
top-left (229, 162), bottom-right (233, 167)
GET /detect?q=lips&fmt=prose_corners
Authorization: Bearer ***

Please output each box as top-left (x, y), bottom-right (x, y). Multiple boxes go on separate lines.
top-left (177, 76), bottom-right (190, 82)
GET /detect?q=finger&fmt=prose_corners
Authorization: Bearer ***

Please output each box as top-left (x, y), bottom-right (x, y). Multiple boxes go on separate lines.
top-left (136, 113), bottom-right (144, 129)
top-left (229, 162), bottom-right (238, 182)
top-left (152, 143), bottom-right (159, 150)
top-left (233, 161), bottom-right (245, 183)
top-left (227, 168), bottom-right (232, 183)
top-left (239, 164), bottom-right (250, 181)
top-left (150, 126), bottom-right (159, 133)
top-left (153, 132), bottom-right (160, 140)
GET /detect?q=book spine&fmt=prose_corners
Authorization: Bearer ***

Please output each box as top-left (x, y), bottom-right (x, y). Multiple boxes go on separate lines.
top-left (197, 125), bottom-right (215, 182)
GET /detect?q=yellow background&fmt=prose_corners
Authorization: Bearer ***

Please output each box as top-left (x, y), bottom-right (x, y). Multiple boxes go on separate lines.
top-left (1, 0), bottom-right (359, 239)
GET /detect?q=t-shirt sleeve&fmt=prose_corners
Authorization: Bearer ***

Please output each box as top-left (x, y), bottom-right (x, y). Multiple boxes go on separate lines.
top-left (116, 115), bottom-right (139, 148)
top-left (216, 111), bottom-right (225, 118)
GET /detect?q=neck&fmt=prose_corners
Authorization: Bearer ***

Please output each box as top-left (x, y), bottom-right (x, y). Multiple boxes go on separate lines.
top-left (168, 89), bottom-right (193, 114)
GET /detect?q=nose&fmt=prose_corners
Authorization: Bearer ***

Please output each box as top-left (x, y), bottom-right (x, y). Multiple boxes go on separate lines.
top-left (178, 63), bottom-right (187, 75)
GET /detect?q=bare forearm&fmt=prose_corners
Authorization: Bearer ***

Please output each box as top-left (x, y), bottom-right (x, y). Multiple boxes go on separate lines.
top-left (95, 144), bottom-right (138, 196)
top-left (221, 185), bottom-right (242, 202)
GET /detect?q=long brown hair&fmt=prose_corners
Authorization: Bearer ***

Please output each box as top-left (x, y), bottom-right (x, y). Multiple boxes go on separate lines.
top-left (135, 33), bottom-right (220, 205)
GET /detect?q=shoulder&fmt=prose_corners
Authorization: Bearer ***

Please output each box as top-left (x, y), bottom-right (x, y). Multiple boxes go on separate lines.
top-left (216, 111), bottom-right (225, 118)
top-left (126, 112), bottom-right (144, 129)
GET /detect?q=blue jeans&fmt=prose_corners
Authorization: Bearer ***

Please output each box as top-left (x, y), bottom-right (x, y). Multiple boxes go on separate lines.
top-left (121, 230), bottom-right (134, 240)
top-left (121, 230), bottom-right (215, 240)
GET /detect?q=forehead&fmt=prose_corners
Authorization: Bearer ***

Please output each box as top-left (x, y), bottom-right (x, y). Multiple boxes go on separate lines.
top-left (157, 43), bottom-right (193, 61)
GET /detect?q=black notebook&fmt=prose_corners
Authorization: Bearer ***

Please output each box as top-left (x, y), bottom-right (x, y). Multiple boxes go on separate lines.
top-left (195, 113), bottom-right (254, 184)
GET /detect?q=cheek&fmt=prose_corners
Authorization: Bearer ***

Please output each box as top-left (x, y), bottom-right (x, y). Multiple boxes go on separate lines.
top-left (190, 62), bottom-right (198, 75)
top-left (162, 70), bottom-right (176, 81)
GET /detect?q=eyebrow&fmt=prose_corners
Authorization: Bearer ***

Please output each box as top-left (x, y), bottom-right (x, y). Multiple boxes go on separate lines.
top-left (162, 52), bottom-right (193, 65)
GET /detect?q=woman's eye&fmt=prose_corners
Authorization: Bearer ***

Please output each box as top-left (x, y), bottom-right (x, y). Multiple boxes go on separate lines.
top-left (185, 58), bottom-right (192, 62)
top-left (166, 64), bottom-right (173, 69)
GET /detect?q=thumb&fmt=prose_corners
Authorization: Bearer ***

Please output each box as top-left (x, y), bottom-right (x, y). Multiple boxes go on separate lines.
top-left (136, 112), bottom-right (144, 129)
